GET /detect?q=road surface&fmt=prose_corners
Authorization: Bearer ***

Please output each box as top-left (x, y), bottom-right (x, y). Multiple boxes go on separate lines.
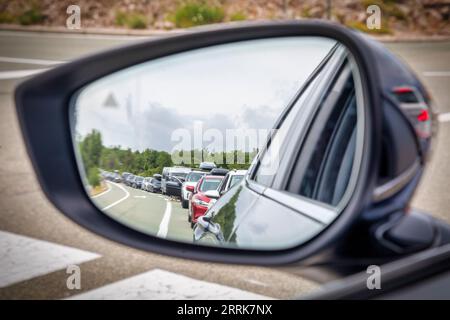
top-left (0, 30), bottom-right (449, 299)
top-left (93, 181), bottom-right (192, 243)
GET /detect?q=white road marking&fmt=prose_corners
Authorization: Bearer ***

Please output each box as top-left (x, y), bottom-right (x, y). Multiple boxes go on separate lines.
top-left (438, 112), bottom-right (450, 123)
top-left (69, 269), bottom-right (273, 300)
top-left (423, 71), bottom-right (450, 77)
top-left (101, 182), bottom-right (130, 211)
top-left (0, 56), bottom-right (65, 65)
top-left (0, 69), bottom-right (48, 79)
top-left (0, 231), bottom-right (100, 288)
top-left (133, 195), bottom-right (146, 199)
top-left (156, 201), bottom-right (172, 238)
top-left (0, 30), bottom-right (148, 41)
top-left (245, 279), bottom-right (268, 287)
top-left (90, 181), bottom-right (112, 199)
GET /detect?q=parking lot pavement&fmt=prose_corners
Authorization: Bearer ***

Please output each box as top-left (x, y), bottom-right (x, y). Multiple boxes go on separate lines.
top-left (0, 31), bottom-right (449, 299)
top-left (92, 182), bottom-right (192, 243)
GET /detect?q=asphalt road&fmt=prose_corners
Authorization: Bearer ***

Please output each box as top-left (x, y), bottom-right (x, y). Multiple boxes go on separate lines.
top-left (94, 182), bottom-right (192, 243)
top-left (0, 30), bottom-right (449, 299)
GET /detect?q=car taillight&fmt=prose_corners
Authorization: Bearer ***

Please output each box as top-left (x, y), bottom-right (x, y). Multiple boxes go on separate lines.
top-left (417, 109), bottom-right (429, 122)
top-left (393, 86), bottom-right (413, 94)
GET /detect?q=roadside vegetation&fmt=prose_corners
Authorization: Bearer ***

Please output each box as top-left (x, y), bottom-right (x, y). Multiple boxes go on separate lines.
top-left (0, 1), bottom-right (446, 36)
top-left (171, 149), bottom-right (256, 171)
top-left (115, 11), bottom-right (147, 29)
top-left (78, 129), bottom-right (103, 187)
top-left (78, 130), bottom-right (254, 187)
top-left (0, 3), bottom-right (45, 25)
top-left (229, 11), bottom-right (247, 22)
top-left (172, 2), bottom-right (225, 28)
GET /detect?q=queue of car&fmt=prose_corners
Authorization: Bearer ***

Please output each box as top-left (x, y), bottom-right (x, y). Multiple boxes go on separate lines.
top-left (188, 173), bottom-right (225, 228)
top-left (181, 170), bottom-right (206, 208)
top-left (100, 169), bottom-right (122, 183)
top-left (186, 168), bottom-right (247, 228)
top-left (100, 163), bottom-right (247, 229)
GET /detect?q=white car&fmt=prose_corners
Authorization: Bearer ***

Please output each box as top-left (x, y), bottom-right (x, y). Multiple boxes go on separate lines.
top-left (181, 171), bottom-right (206, 209)
top-left (141, 177), bottom-right (152, 191)
top-left (217, 170), bottom-right (247, 196)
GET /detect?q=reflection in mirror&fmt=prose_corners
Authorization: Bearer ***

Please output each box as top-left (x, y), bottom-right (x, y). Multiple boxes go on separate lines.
top-left (70, 36), bottom-right (364, 251)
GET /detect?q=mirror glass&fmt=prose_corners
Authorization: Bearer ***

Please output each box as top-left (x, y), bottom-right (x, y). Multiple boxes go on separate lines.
top-left (70, 36), bottom-right (365, 250)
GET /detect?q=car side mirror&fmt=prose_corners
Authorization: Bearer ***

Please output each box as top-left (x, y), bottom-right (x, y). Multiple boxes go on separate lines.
top-left (204, 190), bottom-right (220, 199)
top-left (16, 21), bottom-right (432, 269)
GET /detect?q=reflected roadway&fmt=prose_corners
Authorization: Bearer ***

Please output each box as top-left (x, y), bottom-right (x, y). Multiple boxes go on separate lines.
top-left (92, 181), bottom-right (192, 243)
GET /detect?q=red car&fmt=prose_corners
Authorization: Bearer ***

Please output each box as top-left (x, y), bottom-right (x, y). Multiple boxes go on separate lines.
top-left (189, 175), bottom-right (224, 228)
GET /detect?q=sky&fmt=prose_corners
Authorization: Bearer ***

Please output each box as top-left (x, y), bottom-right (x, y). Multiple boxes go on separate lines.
top-left (73, 36), bottom-right (336, 153)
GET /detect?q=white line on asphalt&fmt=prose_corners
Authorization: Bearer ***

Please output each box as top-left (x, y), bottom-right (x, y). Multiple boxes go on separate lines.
top-left (0, 231), bottom-right (100, 288)
top-left (101, 182), bottom-right (130, 211)
top-left (133, 195), bottom-right (146, 199)
top-left (423, 71), bottom-right (450, 77)
top-left (91, 181), bottom-right (112, 199)
top-left (438, 112), bottom-right (450, 123)
top-left (0, 56), bottom-right (65, 65)
top-left (156, 201), bottom-right (172, 239)
top-left (245, 279), bottom-right (269, 287)
top-left (0, 30), bottom-right (147, 41)
top-left (0, 69), bottom-right (48, 80)
top-left (68, 268), bottom-right (273, 300)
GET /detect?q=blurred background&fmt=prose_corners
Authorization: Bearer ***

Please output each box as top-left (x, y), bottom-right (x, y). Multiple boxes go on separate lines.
top-left (0, 0), bottom-right (448, 36)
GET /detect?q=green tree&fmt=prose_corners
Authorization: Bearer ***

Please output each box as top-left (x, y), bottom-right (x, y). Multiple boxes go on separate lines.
top-left (79, 129), bottom-right (103, 187)
top-left (87, 167), bottom-right (100, 187)
top-left (156, 151), bottom-right (173, 169)
top-left (80, 129), bottom-right (103, 170)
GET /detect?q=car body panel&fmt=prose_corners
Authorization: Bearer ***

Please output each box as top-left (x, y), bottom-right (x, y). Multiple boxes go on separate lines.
top-left (197, 181), bottom-right (324, 248)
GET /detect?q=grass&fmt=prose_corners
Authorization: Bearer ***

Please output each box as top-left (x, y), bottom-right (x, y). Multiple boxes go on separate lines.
top-left (90, 182), bottom-right (108, 197)
top-left (115, 11), bottom-right (147, 29)
top-left (301, 7), bottom-right (313, 18)
top-left (0, 6), bottom-right (45, 25)
top-left (87, 167), bottom-right (101, 187)
top-left (18, 7), bottom-right (45, 25)
top-left (173, 2), bottom-right (225, 28)
top-left (0, 12), bottom-right (15, 24)
top-left (230, 12), bottom-right (246, 22)
top-left (115, 11), bottom-right (128, 26)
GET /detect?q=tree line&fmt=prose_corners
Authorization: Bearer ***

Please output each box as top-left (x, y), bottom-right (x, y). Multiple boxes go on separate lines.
top-left (79, 130), bottom-right (255, 187)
